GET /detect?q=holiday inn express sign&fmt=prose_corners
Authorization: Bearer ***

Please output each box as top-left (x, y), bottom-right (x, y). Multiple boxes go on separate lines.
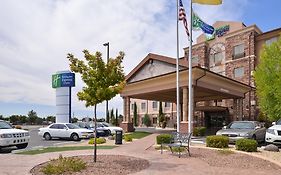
top-left (52, 72), bottom-right (75, 88)
top-left (206, 25), bottom-right (230, 41)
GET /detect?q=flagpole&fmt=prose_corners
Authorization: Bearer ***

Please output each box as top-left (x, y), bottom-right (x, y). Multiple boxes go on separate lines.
top-left (176, 0), bottom-right (180, 133)
top-left (188, 0), bottom-right (193, 134)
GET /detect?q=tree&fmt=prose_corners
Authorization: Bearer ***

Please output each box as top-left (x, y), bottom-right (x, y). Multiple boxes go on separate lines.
top-left (46, 116), bottom-right (56, 123)
top-left (27, 110), bottom-right (38, 125)
top-left (71, 117), bottom-right (79, 123)
top-left (110, 108), bottom-right (115, 125)
top-left (143, 114), bottom-right (151, 127)
top-left (68, 50), bottom-right (125, 162)
top-left (158, 101), bottom-right (165, 127)
top-left (133, 102), bottom-right (138, 127)
top-left (9, 115), bottom-right (20, 124)
top-left (254, 38), bottom-right (281, 121)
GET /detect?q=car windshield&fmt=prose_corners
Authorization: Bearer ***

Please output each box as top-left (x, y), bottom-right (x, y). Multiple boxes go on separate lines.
top-left (66, 124), bottom-right (81, 129)
top-left (276, 119), bottom-right (281, 125)
top-left (228, 122), bottom-right (255, 129)
top-left (0, 121), bottom-right (13, 129)
top-left (102, 123), bottom-right (111, 127)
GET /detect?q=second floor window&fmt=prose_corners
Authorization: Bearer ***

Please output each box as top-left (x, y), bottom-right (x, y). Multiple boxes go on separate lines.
top-left (234, 67), bottom-right (244, 78)
top-left (233, 44), bottom-right (245, 59)
top-left (164, 102), bottom-right (171, 108)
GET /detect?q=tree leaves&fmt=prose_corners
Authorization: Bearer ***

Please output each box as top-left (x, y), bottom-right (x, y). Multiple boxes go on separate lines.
top-left (67, 50), bottom-right (125, 107)
top-left (254, 38), bottom-right (281, 121)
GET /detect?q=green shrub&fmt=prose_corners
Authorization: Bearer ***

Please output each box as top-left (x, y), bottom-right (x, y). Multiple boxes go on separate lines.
top-left (88, 137), bottom-right (106, 145)
top-left (206, 135), bottom-right (229, 148)
top-left (235, 139), bottom-right (257, 152)
top-left (143, 114), bottom-right (151, 127)
top-left (41, 155), bottom-right (86, 175)
top-left (193, 127), bottom-right (206, 136)
top-left (156, 134), bottom-right (172, 144)
top-left (124, 134), bottom-right (133, 142)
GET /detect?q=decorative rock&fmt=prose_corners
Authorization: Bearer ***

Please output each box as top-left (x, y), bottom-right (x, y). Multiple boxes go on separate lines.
top-left (264, 144), bottom-right (280, 152)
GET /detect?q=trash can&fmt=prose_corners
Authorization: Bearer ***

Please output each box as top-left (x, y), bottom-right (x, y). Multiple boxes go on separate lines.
top-left (115, 130), bottom-right (123, 145)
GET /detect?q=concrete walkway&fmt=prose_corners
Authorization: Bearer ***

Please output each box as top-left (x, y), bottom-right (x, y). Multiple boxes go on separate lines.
top-left (0, 134), bottom-right (280, 175)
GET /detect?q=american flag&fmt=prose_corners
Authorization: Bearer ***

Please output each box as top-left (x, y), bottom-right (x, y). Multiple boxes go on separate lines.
top-left (179, 0), bottom-right (190, 37)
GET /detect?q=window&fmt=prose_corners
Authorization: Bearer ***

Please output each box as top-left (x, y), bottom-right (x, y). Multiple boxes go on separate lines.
top-left (58, 124), bottom-right (67, 129)
top-left (131, 103), bottom-right (134, 111)
top-left (265, 37), bottom-right (278, 46)
top-left (233, 44), bottom-right (245, 59)
top-left (209, 52), bottom-right (223, 66)
top-left (152, 101), bottom-right (158, 109)
top-left (192, 56), bottom-right (199, 65)
top-left (164, 102), bottom-right (171, 108)
top-left (141, 102), bottom-right (146, 111)
top-left (234, 67), bottom-right (244, 78)
top-left (50, 124), bottom-right (59, 129)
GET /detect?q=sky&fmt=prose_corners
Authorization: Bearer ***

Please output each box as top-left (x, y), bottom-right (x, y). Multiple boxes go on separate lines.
top-left (0, 0), bottom-right (281, 119)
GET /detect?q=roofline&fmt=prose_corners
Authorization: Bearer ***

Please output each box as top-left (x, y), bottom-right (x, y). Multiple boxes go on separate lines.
top-left (127, 66), bottom-right (253, 90)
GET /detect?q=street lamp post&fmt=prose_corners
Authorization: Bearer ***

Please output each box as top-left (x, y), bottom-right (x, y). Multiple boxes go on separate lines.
top-left (103, 42), bottom-right (109, 123)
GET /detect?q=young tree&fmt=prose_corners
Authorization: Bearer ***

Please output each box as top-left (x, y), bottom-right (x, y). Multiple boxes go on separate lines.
top-left (133, 102), bottom-right (138, 127)
top-left (110, 108), bottom-right (115, 125)
top-left (143, 114), bottom-right (151, 127)
top-left (254, 38), bottom-right (281, 121)
top-left (68, 50), bottom-right (125, 162)
top-left (158, 101), bottom-right (165, 127)
top-left (28, 110), bottom-right (38, 125)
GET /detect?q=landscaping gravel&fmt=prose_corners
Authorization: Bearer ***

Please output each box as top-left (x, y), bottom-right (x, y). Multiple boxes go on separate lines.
top-left (30, 155), bottom-right (150, 175)
top-left (191, 147), bottom-right (281, 170)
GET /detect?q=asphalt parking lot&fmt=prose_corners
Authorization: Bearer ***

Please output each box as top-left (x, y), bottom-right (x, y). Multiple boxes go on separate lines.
top-left (0, 126), bottom-right (81, 153)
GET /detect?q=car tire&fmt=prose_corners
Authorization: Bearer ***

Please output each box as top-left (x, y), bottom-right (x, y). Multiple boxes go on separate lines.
top-left (16, 143), bottom-right (28, 149)
top-left (44, 133), bottom-right (52, 140)
top-left (71, 133), bottom-right (80, 141)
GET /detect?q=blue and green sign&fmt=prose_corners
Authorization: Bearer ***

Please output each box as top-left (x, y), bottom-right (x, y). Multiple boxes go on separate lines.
top-left (206, 25), bottom-right (230, 41)
top-left (52, 73), bottom-right (75, 88)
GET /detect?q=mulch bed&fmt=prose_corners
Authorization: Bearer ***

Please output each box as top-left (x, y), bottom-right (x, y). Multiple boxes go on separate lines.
top-left (191, 148), bottom-right (281, 170)
top-left (30, 155), bottom-right (150, 175)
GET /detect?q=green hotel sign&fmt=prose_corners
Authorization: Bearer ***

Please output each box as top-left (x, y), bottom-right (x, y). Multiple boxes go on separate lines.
top-left (52, 73), bottom-right (75, 88)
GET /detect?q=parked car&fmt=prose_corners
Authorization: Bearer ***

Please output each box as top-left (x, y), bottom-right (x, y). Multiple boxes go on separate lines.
top-left (38, 123), bottom-right (93, 141)
top-left (265, 119), bottom-right (281, 145)
top-left (74, 122), bottom-right (111, 137)
top-left (0, 120), bottom-right (30, 149)
top-left (99, 122), bottom-right (123, 134)
top-left (216, 121), bottom-right (266, 143)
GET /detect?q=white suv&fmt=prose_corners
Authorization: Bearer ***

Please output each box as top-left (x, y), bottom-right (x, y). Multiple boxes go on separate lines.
top-left (0, 120), bottom-right (30, 149)
top-left (265, 119), bottom-right (281, 145)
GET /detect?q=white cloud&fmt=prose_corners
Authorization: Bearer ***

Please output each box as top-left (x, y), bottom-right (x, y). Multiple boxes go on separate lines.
top-left (0, 0), bottom-right (249, 117)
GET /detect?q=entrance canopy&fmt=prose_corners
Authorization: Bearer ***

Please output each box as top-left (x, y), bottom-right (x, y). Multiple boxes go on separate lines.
top-left (121, 66), bottom-right (252, 102)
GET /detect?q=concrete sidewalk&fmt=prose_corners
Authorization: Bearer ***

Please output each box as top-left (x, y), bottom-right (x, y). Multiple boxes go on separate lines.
top-left (0, 134), bottom-right (280, 175)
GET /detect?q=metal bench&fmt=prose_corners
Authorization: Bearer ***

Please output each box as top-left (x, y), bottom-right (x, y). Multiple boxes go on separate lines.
top-left (161, 132), bottom-right (192, 158)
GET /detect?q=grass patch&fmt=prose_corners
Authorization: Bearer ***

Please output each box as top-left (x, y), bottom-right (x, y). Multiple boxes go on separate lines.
top-left (217, 149), bottom-right (235, 155)
top-left (128, 131), bottom-right (151, 139)
top-left (41, 154), bottom-right (86, 175)
top-left (16, 146), bottom-right (116, 155)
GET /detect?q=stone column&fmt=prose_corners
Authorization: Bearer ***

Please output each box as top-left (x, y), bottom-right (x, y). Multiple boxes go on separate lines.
top-left (120, 96), bottom-right (134, 132)
top-left (180, 87), bottom-right (189, 133)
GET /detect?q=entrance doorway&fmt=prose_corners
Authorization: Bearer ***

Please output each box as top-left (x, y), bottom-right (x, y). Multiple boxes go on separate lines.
top-left (205, 111), bottom-right (228, 135)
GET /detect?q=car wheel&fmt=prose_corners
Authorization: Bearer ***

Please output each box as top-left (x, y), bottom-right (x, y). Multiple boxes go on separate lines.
top-left (71, 133), bottom-right (80, 141)
top-left (16, 143), bottom-right (28, 149)
top-left (44, 133), bottom-right (52, 140)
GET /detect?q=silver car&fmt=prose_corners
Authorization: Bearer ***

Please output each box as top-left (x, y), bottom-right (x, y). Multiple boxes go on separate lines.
top-left (216, 121), bottom-right (266, 143)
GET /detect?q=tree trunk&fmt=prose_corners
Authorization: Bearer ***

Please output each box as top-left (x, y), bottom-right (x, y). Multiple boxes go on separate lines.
top-left (94, 104), bottom-right (97, 163)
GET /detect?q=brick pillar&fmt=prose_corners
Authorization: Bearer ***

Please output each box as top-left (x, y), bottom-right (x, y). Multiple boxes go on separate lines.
top-left (180, 87), bottom-right (189, 133)
top-left (120, 97), bottom-right (134, 132)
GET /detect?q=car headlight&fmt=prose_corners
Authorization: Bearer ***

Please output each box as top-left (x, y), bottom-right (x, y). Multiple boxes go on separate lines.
top-left (266, 129), bottom-right (275, 135)
top-left (25, 132), bottom-right (30, 136)
top-left (0, 134), bottom-right (13, 138)
top-left (239, 133), bottom-right (250, 137)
